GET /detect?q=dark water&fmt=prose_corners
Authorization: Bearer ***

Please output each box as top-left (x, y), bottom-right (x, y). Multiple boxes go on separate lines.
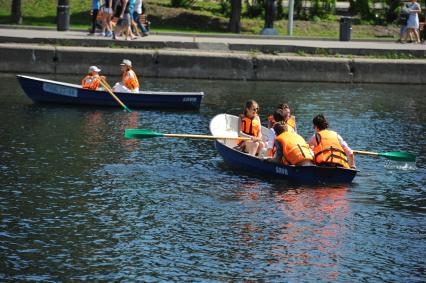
top-left (0, 74), bottom-right (425, 282)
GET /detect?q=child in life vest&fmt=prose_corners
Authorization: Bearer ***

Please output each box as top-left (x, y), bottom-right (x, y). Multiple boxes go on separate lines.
top-left (113, 59), bottom-right (140, 93)
top-left (309, 114), bottom-right (356, 169)
top-left (270, 122), bottom-right (314, 166)
top-left (266, 109), bottom-right (287, 157)
top-left (238, 100), bottom-right (266, 156)
top-left (278, 103), bottom-right (297, 133)
top-left (81, 66), bottom-right (105, 90)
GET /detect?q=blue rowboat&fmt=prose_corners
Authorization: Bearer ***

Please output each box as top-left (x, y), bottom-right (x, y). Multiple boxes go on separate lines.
top-left (17, 75), bottom-right (204, 110)
top-left (209, 114), bottom-right (357, 184)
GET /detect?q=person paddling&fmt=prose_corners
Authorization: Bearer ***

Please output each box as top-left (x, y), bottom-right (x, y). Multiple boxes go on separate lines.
top-left (237, 100), bottom-right (266, 156)
top-left (81, 66), bottom-right (105, 90)
top-left (113, 59), bottom-right (140, 93)
top-left (269, 121), bottom-right (314, 166)
top-left (309, 114), bottom-right (356, 169)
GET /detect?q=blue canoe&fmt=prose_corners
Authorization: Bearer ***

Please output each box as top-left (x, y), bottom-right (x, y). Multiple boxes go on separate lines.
top-left (209, 114), bottom-right (357, 184)
top-left (17, 75), bottom-right (204, 110)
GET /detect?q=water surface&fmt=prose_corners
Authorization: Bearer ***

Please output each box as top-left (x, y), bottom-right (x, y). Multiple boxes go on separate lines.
top-left (0, 74), bottom-right (425, 281)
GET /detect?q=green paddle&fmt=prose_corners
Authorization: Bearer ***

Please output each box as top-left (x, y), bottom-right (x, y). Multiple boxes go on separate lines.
top-left (124, 129), bottom-right (250, 141)
top-left (353, 150), bottom-right (416, 162)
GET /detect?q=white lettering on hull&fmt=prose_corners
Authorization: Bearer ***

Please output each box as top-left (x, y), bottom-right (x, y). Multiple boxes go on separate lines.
top-left (43, 83), bottom-right (78, 97)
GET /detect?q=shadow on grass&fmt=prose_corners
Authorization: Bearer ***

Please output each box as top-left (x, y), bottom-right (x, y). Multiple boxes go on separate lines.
top-left (149, 12), bottom-right (229, 32)
top-left (0, 11), bottom-right (91, 26)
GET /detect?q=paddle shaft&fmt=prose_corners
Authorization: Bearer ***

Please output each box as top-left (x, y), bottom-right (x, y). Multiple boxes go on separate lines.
top-left (163, 133), bottom-right (251, 140)
top-left (98, 78), bottom-right (132, 112)
top-left (353, 150), bottom-right (379, 157)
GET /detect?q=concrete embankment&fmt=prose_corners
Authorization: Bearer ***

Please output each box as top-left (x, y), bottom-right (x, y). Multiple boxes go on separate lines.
top-left (0, 43), bottom-right (425, 84)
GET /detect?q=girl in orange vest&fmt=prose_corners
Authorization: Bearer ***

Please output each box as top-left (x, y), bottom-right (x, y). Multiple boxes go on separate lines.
top-left (278, 103), bottom-right (297, 133)
top-left (81, 66), bottom-right (105, 90)
top-left (238, 100), bottom-right (266, 156)
top-left (272, 122), bottom-right (314, 166)
top-left (113, 59), bottom-right (140, 93)
top-left (309, 114), bottom-right (356, 169)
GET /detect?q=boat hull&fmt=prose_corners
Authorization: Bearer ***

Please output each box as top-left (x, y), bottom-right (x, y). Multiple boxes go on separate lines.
top-left (17, 75), bottom-right (204, 109)
top-left (215, 140), bottom-right (357, 184)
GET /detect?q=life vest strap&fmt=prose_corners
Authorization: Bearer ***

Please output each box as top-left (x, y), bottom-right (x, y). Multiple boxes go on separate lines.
top-left (326, 154), bottom-right (349, 163)
top-left (315, 147), bottom-right (347, 158)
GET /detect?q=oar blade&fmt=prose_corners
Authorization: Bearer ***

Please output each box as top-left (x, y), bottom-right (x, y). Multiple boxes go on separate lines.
top-left (124, 129), bottom-right (163, 139)
top-left (380, 151), bottom-right (416, 162)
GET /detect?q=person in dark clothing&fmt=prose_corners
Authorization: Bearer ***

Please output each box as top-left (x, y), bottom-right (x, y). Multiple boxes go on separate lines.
top-left (89, 0), bottom-right (100, 35)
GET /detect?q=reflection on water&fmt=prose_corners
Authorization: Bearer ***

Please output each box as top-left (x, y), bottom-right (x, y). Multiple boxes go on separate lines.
top-left (235, 184), bottom-right (350, 281)
top-left (0, 74), bottom-right (425, 281)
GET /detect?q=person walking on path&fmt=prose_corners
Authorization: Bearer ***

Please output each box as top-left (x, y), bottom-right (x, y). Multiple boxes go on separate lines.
top-left (133, 0), bottom-right (149, 37)
top-left (397, 1), bottom-right (410, 43)
top-left (113, 0), bottom-right (135, 40)
top-left (100, 0), bottom-right (114, 37)
top-left (89, 0), bottom-right (101, 35)
top-left (403, 0), bottom-right (422, 43)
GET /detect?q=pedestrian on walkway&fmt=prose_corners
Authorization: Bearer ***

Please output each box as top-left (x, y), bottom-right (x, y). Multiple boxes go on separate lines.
top-left (397, 1), bottom-right (410, 42)
top-left (100, 0), bottom-right (114, 37)
top-left (403, 0), bottom-right (422, 43)
top-left (89, 0), bottom-right (101, 35)
top-left (113, 0), bottom-right (137, 40)
top-left (132, 0), bottom-right (149, 37)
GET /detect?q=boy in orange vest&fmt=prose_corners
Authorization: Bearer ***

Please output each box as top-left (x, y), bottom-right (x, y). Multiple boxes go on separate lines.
top-left (81, 66), bottom-right (105, 90)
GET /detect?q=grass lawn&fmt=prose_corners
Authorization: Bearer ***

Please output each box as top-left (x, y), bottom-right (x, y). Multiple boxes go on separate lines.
top-left (0, 0), bottom-right (399, 39)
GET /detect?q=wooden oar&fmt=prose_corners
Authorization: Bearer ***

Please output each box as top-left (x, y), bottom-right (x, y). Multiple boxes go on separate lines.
top-left (124, 129), bottom-right (251, 140)
top-left (353, 150), bottom-right (416, 162)
top-left (98, 77), bottom-right (132, 113)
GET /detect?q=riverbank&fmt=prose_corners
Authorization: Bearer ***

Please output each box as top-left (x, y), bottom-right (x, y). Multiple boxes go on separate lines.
top-left (0, 27), bottom-right (425, 84)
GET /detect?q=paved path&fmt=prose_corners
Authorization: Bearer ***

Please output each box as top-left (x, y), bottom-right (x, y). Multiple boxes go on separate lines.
top-left (0, 26), bottom-right (425, 55)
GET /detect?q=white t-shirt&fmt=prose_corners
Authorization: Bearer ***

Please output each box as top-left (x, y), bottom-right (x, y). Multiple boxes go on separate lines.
top-left (135, 0), bottom-right (143, 14)
top-left (267, 128), bottom-right (276, 149)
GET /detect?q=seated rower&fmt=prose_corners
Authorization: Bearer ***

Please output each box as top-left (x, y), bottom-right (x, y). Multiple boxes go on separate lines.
top-left (266, 109), bottom-right (286, 157)
top-left (268, 121), bottom-right (314, 166)
top-left (278, 103), bottom-right (297, 133)
top-left (309, 114), bottom-right (356, 169)
top-left (81, 66), bottom-right (105, 90)
top-left (238, 100), bottom-right (266, 156)
top-left (113, 59), bottom-right (140, 93)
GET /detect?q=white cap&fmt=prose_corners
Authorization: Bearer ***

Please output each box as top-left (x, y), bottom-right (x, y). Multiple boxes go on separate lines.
top-left (120, 59), bottom-right (132, 67)
top-left (88, 66), bottom-right (101, 73)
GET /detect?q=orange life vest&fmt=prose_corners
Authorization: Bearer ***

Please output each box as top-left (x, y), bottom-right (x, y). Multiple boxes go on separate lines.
top-left (122, 70), bottom-right (139, 91)
top-left (240, 115), bottom-right (261, 137)
top-left (82, 75), bottom-right (100, 90)
top-left (313, 129), bottom-right (350, 168)
top-left (287, 116), bottom-right (296, 132)
top-left (275, 131), bottom-right (313, 165)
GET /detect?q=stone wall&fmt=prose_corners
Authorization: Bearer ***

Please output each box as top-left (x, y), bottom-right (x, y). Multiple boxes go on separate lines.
top-left (1, 44), bottom-right (425, 84)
